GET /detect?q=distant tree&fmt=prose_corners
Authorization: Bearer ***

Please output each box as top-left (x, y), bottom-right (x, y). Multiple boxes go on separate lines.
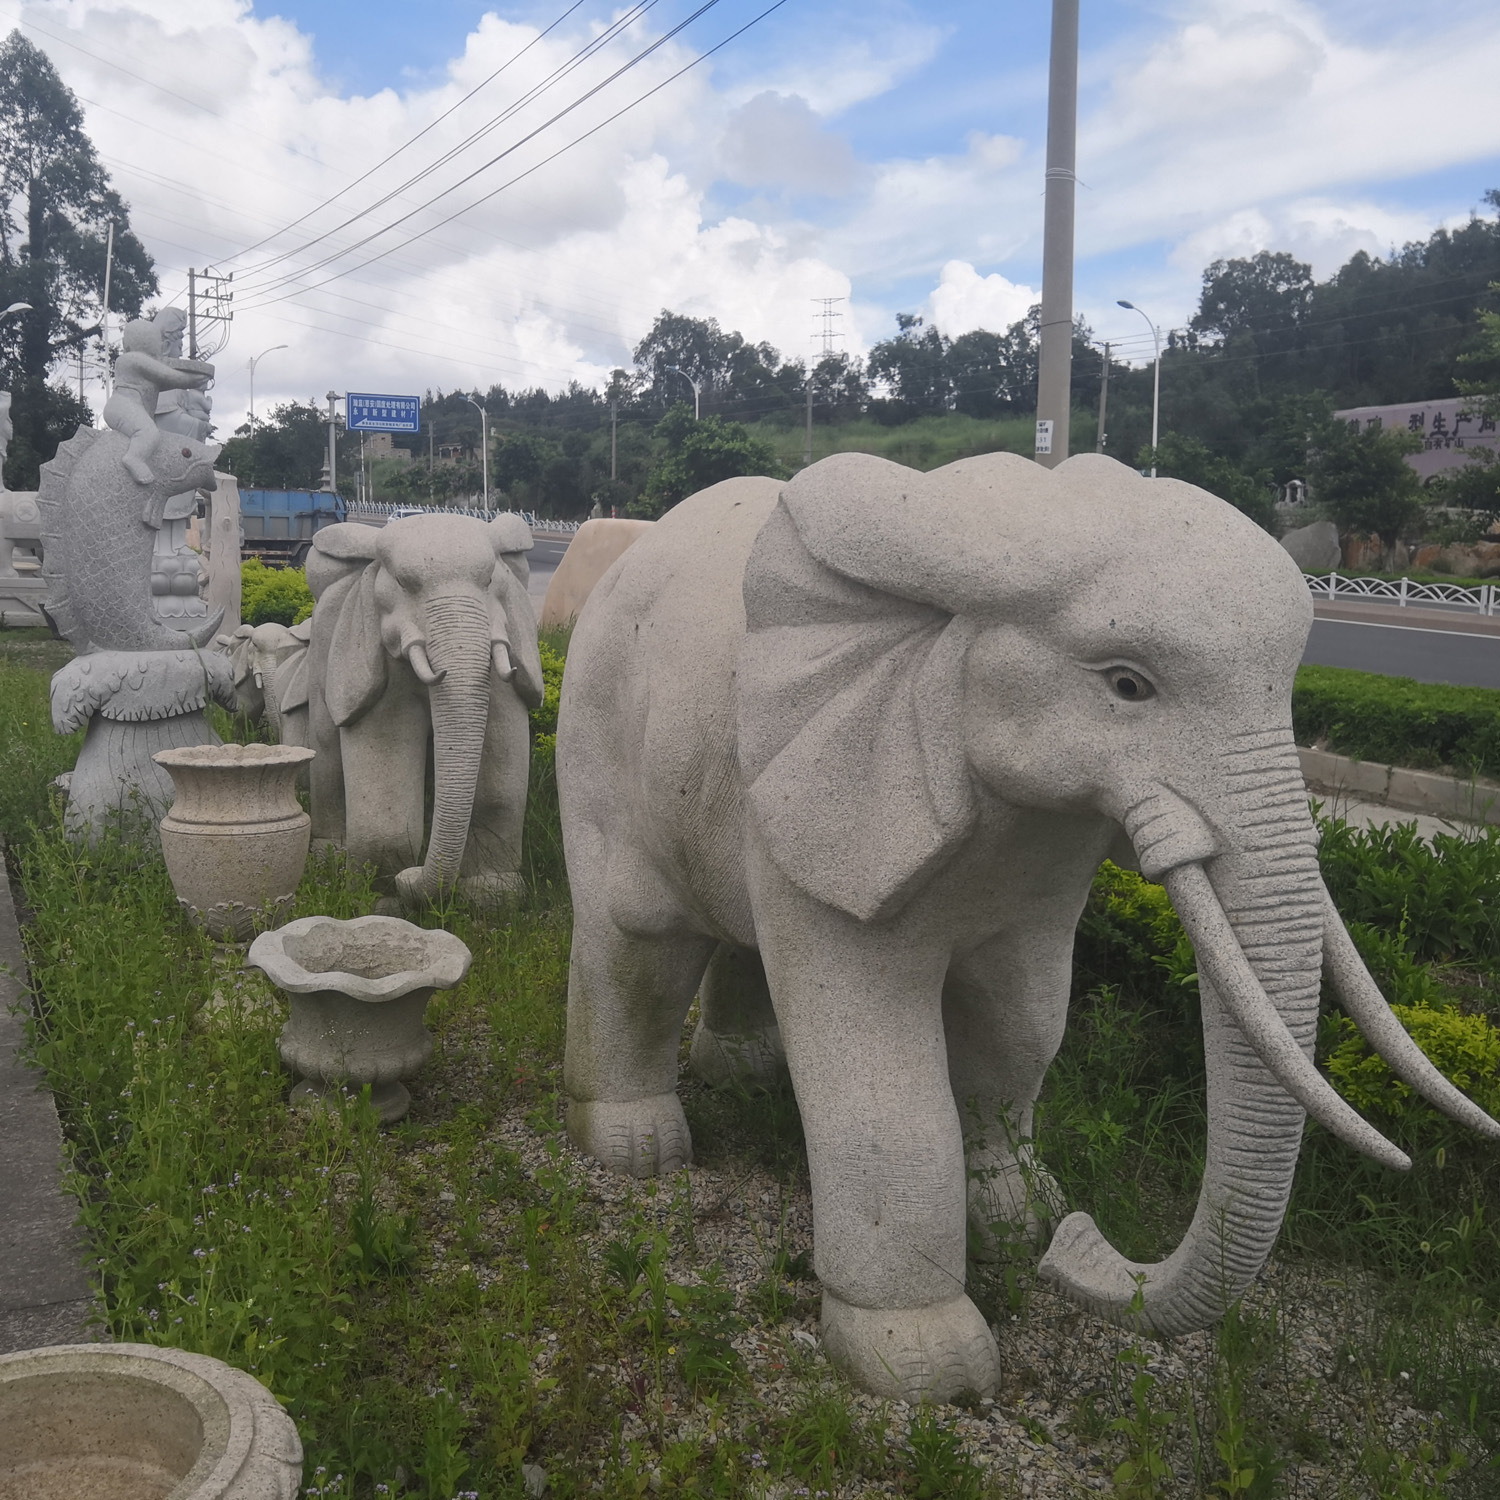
top-left (809, 350), bottom-right (868, 421)
top-left (632, 404), bottom-right (787, 517)
top-left (1308, 415), bottom-right (1424, 568)
top-left (218, 401), bottom-right (328, 490)
top-left (0, 31), bottom-right (155, 485)
top-left (1139, 432), bottom-right (1276, 531)
top-left (1191, 251), bottom-right (1314, 345)
top-left (1454, 304), bottom-right (1500, 421)
top-left (867, 314), bottom-right (952, 420)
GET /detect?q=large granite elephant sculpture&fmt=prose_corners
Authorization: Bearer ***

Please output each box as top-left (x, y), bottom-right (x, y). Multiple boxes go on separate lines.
top-left (305, 512), bottom-right (543, 909)
top-left (557, 452), bottom-right (1500, 1402)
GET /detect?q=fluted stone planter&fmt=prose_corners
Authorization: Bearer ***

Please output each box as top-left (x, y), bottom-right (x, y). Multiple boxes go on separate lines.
top-left (154, 744), bottom-right (316, 940)
top-left (247, 915), bottom-right (472, 1124)
top-left (0, 1342), bottom-right (302, 1499)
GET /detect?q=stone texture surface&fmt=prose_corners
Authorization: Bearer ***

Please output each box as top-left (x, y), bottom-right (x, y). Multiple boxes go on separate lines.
top-left (555, 452), bottom-right (1500, 1402)
top-left (0, 1342), bottom-right (302, 1499)
top-left (216, 622), bottom-right (310, 744)
top-left (248, 915), bottom-right (472, 1124)
top-left (1279, 518), bottom-right (1341, 571)
top-left (0, 854), bottom-right (95, 1357)
top-left (538, 517), bottom-right (653, 630)
top-left (0, 490), bottom-right (45, 627)
top-left (304, 513), bottom-right (542, 909)
top-left (155, 744), bottom-right (316, 940)
top-left (203, 472), bottom-right (242, 633)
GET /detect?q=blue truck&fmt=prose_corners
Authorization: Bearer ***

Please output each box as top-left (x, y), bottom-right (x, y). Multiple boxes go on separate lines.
top-left (239, 489), bottom-right (347, 566)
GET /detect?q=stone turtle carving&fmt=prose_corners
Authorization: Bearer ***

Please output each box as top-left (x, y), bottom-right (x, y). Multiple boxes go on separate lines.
top-left (557, 452), bottom-right (1500, 1402)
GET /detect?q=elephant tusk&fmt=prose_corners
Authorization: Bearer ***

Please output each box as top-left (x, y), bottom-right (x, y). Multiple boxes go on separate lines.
top-left (492, 640), bottom-right (515, 682)
top-left (1321, 887), bottom-right (1500, 1140)
top-left (1162, 863), bottom-right (1411, 1171)
top-left (406, 641), bottom-right (447, 686)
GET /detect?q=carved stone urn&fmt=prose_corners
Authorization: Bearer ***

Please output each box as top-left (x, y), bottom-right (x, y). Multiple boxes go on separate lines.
top-left (154, 743), bottom-right (317, 940)
top-left (247, 915), bottom-right (472, 1124)
top-left (0, 1342), bottom-right (302, 1499)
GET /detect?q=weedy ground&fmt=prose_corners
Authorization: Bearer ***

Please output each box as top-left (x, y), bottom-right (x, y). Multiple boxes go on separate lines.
top-left (2, 625), bottom-right (1500, 1499)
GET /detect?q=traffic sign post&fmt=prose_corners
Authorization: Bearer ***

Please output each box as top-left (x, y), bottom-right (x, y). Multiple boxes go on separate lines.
top-left (346, 393), bottom-right (420, 433)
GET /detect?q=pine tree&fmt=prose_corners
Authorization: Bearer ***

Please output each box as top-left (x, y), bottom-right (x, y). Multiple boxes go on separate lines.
top-left (0, 30), bottom-right (155, 486)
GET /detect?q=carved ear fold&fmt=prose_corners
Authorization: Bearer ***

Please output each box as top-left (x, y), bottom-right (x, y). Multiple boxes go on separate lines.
top-left (312, 523), bottom-right (382, 562)
top-left (324, 566), bottom-right (388, 727)
top-left (490, 558), bottom-right (545, 709)
top-left (738, 498), bottom-right (977, 923)
top-left (489, 513), bottom-right (533, 556)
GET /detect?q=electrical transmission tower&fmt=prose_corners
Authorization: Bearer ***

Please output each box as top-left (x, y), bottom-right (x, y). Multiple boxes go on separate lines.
top-left (812, 296), bottom-right (845, 358)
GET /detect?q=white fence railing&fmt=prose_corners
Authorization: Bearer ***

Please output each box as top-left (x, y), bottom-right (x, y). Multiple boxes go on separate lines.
top-left (346, 500), bottom-right (582, 534)
top-left (1304, 572), bottom-right (1499, 616)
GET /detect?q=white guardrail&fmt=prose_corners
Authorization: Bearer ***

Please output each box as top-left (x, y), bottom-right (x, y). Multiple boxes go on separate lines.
top-left (1304, 572), bottom-right (1499, 617)
top-left (346, 500), bottom-right (582, 534)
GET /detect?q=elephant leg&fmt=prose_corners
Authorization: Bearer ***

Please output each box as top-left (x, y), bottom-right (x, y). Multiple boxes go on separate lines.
top-left (688, 945), bottom-right (787, 1091)
top-left (754, 897), bottom-right (999, 1403)
top-left (339, 678), bottom-right (428, 885)
top-left (307, 679), bottom-right (345, 846)
top-left (459, 686), bottom-right (530, 909)
top-left (564, 840), bottom-right (715, 1177)
top-left (944, 931), bottom-right (1072, 1249)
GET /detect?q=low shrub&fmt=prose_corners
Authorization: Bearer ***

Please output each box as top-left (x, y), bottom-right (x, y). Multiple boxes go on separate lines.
top-left (1293, 664), bottom-right (1500, 773)
top-left (240, 558), bottom-right (313, 627)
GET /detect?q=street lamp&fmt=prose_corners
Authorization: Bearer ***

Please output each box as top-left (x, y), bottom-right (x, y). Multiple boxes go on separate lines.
top-left (1117, 300), bottom-right (1161, 478)
top-left (465, 394), bottom-right (489, 511)
top-left (1, 302), bottom-right (31, 318)
top-left (665, 364), bottom-right (700, 419)
top-left (246, 344), bottom-right (288, 462)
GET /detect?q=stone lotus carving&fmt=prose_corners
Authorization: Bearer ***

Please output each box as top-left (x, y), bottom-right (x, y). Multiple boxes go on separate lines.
top-left (154, 743), bottom-right (317, 940)
top-left (0, 1342), bottom-right (302, 1499)
top-left (248, 915), bottom-right (472, 1124)
top-left (556, 453), bottom-right (1500, 1403)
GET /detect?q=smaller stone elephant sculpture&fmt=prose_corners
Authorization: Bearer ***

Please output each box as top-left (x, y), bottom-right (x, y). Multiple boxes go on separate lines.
top-left (217, 620), bottom-right (311, 746)
top-left (304, 512), bottom-right (543, 909)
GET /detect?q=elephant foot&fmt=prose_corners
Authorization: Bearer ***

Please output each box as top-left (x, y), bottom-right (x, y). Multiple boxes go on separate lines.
top-left (688, 1018), bottom-right (789, 1091)
top-left (457, 871), bottom-right (524, 913)
top-left (566, 1094), bottom-right (693, 1177)
top-left (820, 1290), bottom-right (1000, 1403)
top-left (966, 1147), bottom-right (1065, 1256)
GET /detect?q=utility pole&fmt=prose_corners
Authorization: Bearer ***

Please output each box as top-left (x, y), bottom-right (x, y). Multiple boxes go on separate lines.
top-left (188, 267), bottom-right (196, 359)
top-left (806, 297), bottom-right (844, 471)
top-left (804, 378), bottom-right (813, 469)
top-left (1034, 0), bottom-right (1079, 469)
top-left (101, 222), bottom-right (114, 396)
top-left (1095, 341), bottom-right (1110, 453)
top-left (610, 399), bottom-right (618, 481)
top-left (322, 391), bottom-right (339, 493)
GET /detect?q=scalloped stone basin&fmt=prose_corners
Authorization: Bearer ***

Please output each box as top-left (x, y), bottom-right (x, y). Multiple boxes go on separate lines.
top-left (247, 915), bottom-right (472, 1124)
top-left (154, 743), bottom-right (317, 941)
top-left (0, 1343), bottom-right (302, 1500)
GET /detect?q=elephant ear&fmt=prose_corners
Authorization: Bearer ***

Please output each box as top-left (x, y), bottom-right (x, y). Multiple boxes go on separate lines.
top-left (490, 513), bottom-right (533, 588)
top-left (274, 642), bottom-right (311, 713)
top-left (738, 494), bottom-right (978, 924)
top-left (324, 566), bottom-right (388, 727)
top-left (491, 558), bottom-right (545, 709)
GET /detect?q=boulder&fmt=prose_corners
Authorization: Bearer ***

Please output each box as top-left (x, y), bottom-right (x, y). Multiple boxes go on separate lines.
top-left (539, 518), bottom-right (653, 631)
top-left (1278, 520), bottom-right (1341, 572)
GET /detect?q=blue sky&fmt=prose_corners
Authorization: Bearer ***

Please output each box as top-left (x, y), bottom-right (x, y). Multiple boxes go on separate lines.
top-left (20, 0), bottom-right (1500, 422)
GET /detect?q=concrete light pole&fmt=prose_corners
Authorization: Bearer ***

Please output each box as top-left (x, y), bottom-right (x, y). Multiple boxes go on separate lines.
top-left (1034, 0), bottom-right (1079, 470)
top-left (665, 364), bottom-right (700, 419)
top-left (465, 394), bottom-right (489, 511)
top-left (246, 344), bottom-right (288, 470)
top-left (322, 391), bottom-right (341, 494)
top-left (1117, 301), bottom-right (1161, 477)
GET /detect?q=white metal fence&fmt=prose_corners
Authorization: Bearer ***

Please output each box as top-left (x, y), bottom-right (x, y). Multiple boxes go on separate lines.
top-left (1304, 572), bottom-right (1499, 616)
top-left (346, 500), bottom-right (582, 534)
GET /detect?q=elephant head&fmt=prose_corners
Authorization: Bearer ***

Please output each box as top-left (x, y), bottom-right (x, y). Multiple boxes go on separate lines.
top-left (737, 450), bottom-right (1500, 1337)
top-left (217, 621), bottom-right (309, 730)
top-left (310, 512), bottom-right (543, 905)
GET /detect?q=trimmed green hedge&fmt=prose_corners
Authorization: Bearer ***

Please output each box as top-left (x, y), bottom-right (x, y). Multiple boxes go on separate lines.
top-left (1293, 664), bottom-right (1500, 773)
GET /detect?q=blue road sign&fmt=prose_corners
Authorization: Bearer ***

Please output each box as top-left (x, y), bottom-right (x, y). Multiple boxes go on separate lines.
top-left (347, 392), bottom-right (420, 433)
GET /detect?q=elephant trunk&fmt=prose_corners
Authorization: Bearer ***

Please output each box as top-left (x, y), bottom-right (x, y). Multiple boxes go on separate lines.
top-left (1042, 729), bottom-right (1351, 1333)
top-left (395, 593), bottom-right (492, 906)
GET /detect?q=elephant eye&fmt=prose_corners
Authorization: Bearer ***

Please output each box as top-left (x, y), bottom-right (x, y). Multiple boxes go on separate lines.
top-left (1106, 667), bottom-right (1155, 702)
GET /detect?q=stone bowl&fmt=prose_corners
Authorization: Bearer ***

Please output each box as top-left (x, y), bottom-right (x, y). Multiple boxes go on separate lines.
top-left (247, 915), bottom-right (472, 1124)
top-left (0, 1342), bottom-right (302, 1500)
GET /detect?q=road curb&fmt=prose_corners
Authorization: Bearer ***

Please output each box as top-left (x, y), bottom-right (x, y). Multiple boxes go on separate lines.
top-left (0, 844), bottom-right (98, 1353)
top-left (1299, 748), bottom-right (1500, 827)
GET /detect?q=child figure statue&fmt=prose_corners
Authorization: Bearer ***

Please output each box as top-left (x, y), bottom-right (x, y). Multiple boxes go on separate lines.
top-left (104, 316), bottom-right (213, 487)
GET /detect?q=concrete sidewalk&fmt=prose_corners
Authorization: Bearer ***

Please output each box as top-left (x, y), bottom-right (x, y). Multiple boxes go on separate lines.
top-left (0, 847), bottom-right (96, 1353)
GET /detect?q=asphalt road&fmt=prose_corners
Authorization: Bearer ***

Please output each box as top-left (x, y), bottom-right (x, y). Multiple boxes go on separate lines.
top-left (1304, 617), bottom-right (1500, 689)
top-left (527, 537), bottom-right (569, 606)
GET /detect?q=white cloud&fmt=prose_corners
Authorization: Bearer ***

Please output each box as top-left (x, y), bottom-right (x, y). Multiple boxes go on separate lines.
top-left (718, 92), bottom-right (858, 196)
top-left (923, 260), bottom-right (1035, 337)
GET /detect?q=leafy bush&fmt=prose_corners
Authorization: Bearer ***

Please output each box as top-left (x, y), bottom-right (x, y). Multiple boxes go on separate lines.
top-left (529, 633), bottom-right (566, 771)
top-left (240, 558), bottom-right (313, 626)
top-left (0, 655), bottom-right (80, 844)
top-left (1293, 664), bottom-right (1500, 773)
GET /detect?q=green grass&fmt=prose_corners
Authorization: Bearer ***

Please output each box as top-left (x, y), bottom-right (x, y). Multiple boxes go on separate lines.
top-left (5, 639), bottom-right (1500, 1496)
